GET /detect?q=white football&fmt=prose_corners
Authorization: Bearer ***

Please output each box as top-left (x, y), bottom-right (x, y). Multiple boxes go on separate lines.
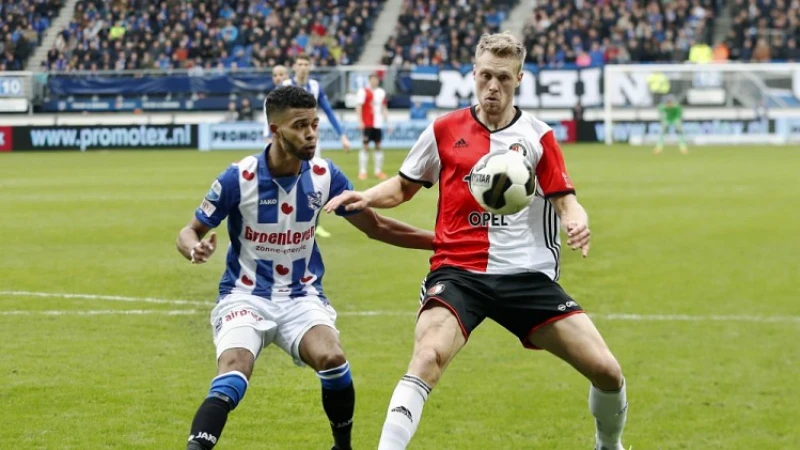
top-left (467, 150), bottom-right (536, 215)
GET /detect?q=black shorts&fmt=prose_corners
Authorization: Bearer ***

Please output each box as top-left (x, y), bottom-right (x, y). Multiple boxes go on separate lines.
top-left (362, 127), bottom-right (382, 144)
top-left (419, 266), bottom-right (584, 349)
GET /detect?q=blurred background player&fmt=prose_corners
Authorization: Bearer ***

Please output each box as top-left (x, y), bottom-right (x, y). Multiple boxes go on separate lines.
top-left (655, 95), bottom-right (688, 155)
top-left (262, 65), bottom-right (289, 141)
top-left (178, 86), bottom-right (433, 450)
top-left (282, 53), bottom-right (352, 156)
top-left (355, 73), bottom-right (389, 180)
top-left (283, 54), bottom-right (351, 238)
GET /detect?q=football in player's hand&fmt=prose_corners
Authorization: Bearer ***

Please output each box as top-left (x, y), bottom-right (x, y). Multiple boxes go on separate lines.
top-left (468, 150), bottom-right (536, 215)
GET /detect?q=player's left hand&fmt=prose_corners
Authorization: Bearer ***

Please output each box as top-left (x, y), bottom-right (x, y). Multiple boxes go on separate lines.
top-left (565, 220), bottom-right (590, 258)
top-left (341, 135), bottom-right (351, 152)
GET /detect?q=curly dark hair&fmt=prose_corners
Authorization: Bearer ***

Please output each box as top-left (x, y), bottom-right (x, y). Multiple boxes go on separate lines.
top-left (264, 85), bottom-right (317, 121)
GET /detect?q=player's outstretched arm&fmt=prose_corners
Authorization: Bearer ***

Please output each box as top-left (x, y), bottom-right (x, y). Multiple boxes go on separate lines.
top-left (344, 207), bottom-right (434, 250)
top-left (176, 218), bottom-right (218, 264)
top-left (549, 193), bottom-right (591, 258)
top-left (324, 175), bottom-right (422, 213)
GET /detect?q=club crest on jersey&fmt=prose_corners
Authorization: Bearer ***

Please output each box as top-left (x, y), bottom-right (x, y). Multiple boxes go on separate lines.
top-left (426, 283), bottom-right (445, 296)
top-left (205, 180), bottom-right (222, 202)
top-left (509, 142), bottom-right (528, 157)
top-left (307, 191), bottom-right (323, 210)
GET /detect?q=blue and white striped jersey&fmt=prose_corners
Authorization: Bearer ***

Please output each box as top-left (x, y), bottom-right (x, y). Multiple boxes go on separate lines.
top-left (195, 146), bottom-right (356, 301)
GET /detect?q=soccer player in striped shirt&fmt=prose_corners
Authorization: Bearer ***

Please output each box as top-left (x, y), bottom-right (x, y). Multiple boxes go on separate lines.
top-left (178, 86), bottom-right (433, 450)
top-left (326, 32), bottom-right (630, 450)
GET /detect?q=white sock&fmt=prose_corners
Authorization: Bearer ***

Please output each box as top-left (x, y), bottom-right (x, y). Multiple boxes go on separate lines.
top-left (374, 150), bottom-right (384, 174)
top-left (589, 379), bottom-right (628, 450)
top-left (378, 374), bottom-right (431, 450)
top-left (314, 143), bottom-right (322, 158)
top-left (359, 149), bottom-right (368, 174)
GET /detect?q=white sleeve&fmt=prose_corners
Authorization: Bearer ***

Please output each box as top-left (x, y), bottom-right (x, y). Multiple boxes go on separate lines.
top-left (356, 88), bottom-right (366, 104)
top-left (399, 123), bottom-right (440, 188)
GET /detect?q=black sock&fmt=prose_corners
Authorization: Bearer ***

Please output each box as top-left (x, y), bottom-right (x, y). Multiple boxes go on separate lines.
top-left (322, 382), bottom-right (355, 450)
top-left (187, 396), bottom-right (232, 450)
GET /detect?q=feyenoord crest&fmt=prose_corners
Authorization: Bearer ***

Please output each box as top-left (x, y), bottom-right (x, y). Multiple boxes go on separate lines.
top-left (509, 142), bottom-right (528, 157)
top-left (426, 283), bottom-right (445, 296)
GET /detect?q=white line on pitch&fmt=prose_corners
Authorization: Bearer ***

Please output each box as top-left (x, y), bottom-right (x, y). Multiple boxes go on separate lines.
top-left (0, 290), bottom-right (208, 306)
top-left (2, 290), bottom-right (798, 324)
top-left (0, 309), bottom-right (201, 316)
top-left (597, 313), bottom-right (800, 324)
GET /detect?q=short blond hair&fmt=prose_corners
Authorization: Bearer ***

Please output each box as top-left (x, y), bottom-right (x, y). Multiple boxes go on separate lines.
top-left (475, 32), bottom-right (526, 72)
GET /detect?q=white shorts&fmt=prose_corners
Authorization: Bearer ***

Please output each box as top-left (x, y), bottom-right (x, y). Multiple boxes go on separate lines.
top-left (210, 293), bottom-right (337, 367)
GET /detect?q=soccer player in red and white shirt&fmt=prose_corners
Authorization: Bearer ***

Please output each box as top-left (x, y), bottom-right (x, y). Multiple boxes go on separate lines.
top-left (355, 73), bottom-right (390, 180)
top-left (326, 33), bottom-right (629, 450)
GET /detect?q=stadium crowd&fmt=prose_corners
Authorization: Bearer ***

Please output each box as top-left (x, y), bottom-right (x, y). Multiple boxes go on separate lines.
top-left (0, 0), bottom-right (64, 71)
top-left (522, 0), bottom-right (799, 66)
top-left (42, 0), bottom-right (382, 72)
top-left (380, 0), bottom-right (799, 68)
top-left (523, 0), bottom-right (718, 66)
top-left (725, 0), bottom-right (800, 62)
top-left (3, 0), bottom-right (799, 73)
top-left (381, 0), bottom-right (517, 68)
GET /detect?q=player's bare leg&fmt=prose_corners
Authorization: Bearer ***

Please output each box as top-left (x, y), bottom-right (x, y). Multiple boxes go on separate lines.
top-left (378, 305), bottom-right (467, 450)
top-left (299, 325), bottom-right (355, 450)
top-left (528, 313), bottom-right (628, 450)
top-left (374, 139), bottom-right (386, 179)
top-left (359, 137), bottom-right (369, 180)
top-left (187, 346), bottom-right (255, 450)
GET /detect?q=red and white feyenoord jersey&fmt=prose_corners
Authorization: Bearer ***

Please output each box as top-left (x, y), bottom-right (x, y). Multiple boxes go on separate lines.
top-left (356, 87), bottom-right (386, 129)
top-left (399, 106), bottom-right (575, 280)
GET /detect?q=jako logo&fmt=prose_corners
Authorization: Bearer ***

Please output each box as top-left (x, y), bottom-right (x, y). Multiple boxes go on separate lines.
top-left (189, 432), bottom-right (218, 444)
top-left (244, 225), bottom-right (315, 245)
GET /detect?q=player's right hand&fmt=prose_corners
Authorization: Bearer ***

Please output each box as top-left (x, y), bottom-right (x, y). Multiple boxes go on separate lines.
top-left (191, 232), bottom-right (217, 264)
top-left (324, 191), bottom-right (369, 214)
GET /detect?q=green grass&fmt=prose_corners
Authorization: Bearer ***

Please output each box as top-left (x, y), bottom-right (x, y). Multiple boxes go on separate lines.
top-left (1, 145), bottom-right (799, 449)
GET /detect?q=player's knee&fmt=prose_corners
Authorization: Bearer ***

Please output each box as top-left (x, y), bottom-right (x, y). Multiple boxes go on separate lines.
top-left (316, 350), bottom-right (347, 371)
top-left (589, 355), bottom-right (624, 391)
top-left (410, 346), bottom-right (444, 384)
top-left (218, 348), bottom-right (255, 379)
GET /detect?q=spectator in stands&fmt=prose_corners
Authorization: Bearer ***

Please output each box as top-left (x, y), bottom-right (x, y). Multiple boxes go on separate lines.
top-left (752, 38), bottom-right (771, 62)
top-left (689, 39), bottom-right (713, 63)
top-left (409, 100), bottom-right (427, 120)
top-left (572, 101), bottom-right (584, 122)
top-left (224, 101), bottom-right (238, 122)
top-left (238, 98), bottom-right (254, 121)
top-left (787, 39), bottom-right (800, 62)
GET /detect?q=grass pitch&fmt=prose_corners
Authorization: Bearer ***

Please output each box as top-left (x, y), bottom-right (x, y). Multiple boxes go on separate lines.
top-left (1, 145), bottom-right (798, 449)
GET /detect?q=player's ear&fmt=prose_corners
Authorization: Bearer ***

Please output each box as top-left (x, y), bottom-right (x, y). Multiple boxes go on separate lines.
top-left (269, 123), bottom-right (280, 138)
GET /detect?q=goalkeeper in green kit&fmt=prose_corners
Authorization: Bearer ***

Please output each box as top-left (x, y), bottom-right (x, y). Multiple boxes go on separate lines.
top-left (655, 95), bottom-right (688, 155)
